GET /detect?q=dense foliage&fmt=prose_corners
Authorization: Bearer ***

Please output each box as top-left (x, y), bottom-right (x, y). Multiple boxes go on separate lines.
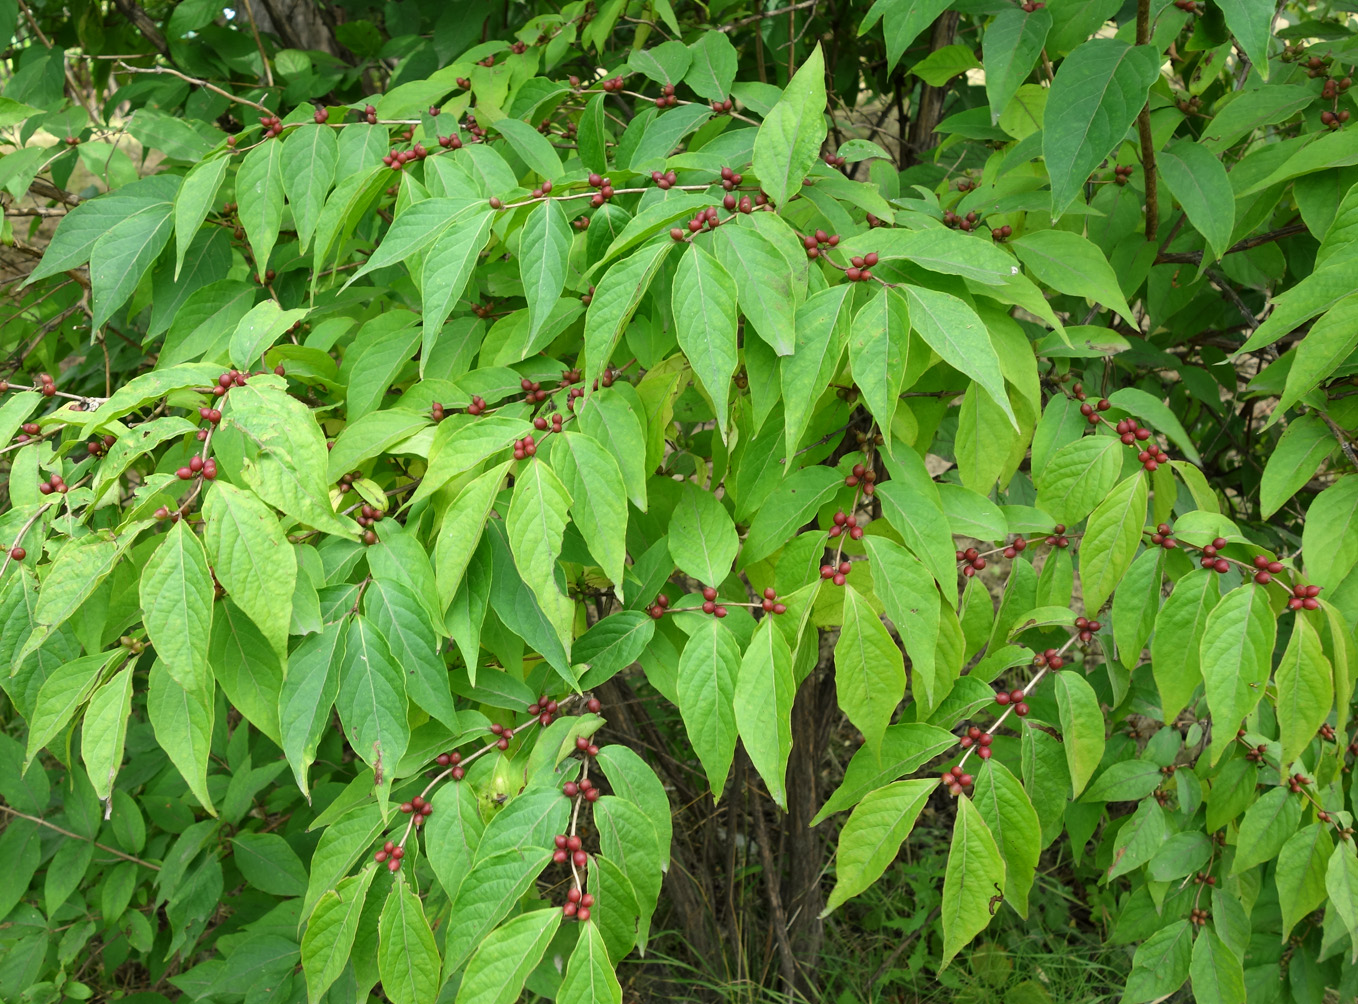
top-left (1, 0), bottom-right (1357, 1001)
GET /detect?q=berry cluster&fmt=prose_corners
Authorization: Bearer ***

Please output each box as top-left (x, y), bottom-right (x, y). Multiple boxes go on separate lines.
top-left (1118, 420), bottom-right (1169, 470)
top-left (562, 776), bottom-right (598, 801)
top-left (942, 209), bottom-right (980, 231)
top-left (358, 104), bottom-right (378, 125)
top-left (1198, 537), bottom-right (1232, 574)
top-left (1113, 164), bottom-right (1135, 185)
top-left (356, 505), bottom-right (384, 544)
top-left (820, 559), bottom-right (854, 586)
top-left (478, 55), bottom-right (496, 67)
top-left (509, 40), bottom-right (528, 54)
top-left (1149, 522), bottom-right (1177, 549)
top-left (1189, 907), bottom-right (1210, 926)
top-left (533, 413), bottom-right (565, 432)
top-left (1321, 76), bottom-right (1352, 100)
top-left (512, 435), bottom-right (538, 460)
top-left (1078, 397), bottom-right (1111, 423)
top-left (939, 766), bottom-right (974, 795)
top-left (311, 105), bottom-right (330, 125)
top-left (958, 726), bottom-right (993, 759)
top-left (574, 216), bottom-right (591, 231)
top-left (955, 178), bottom-right (975, 192)
top-left (1250, 553), bottom-right (1285, 584)
top-left (580, 284), bottom-right (595, 304)
top-left (14, 422), bottom-right (41, 444)
top-left (801, 229), bottom-right (840, 259)
top-left (1175, 95), bottom-right (1202, 115)
top-left (600, 75), bottom-right (625, 92)
top-left (436, 749), bottom-right (465, 779)
top-left (1020, 0), bottom-right (1045, 9)
top-left (383, 144), bottom-right (428, 169)
top-left (211, 369), bottom-right (254, 397)
top-left (575, 734), bottom-right (600, 758)
top-left (34, 372), bottom-right (56, 397)
top-left (530, 692), bottom-right (569, 724)
top-left (1287, 772), bottom-right (1312, 794)
top-left (759, 587), bottom-right (787, 614)
top-left (654, 83), bottom-right (679, 108)
top-left (710, 97), bottom-right (735, 113)
top-left (1245, 742), bottom-right (1268, 763)
top-left (37, 472), bottom-right (68, 495)
top-left (1032, 646), bottom-right (1064, 671)
top-left (455, 77), bottom-right (471, 89)
top-left (562, 887), bottom-right (594, 921)
top-left (1321, 109), bottom-right (1352, 130)
top-left (431, 401), bottom-right (447, 422)
top-left (335, 469), bottom-right (364, 494)
top-left (374, 841), bottom-right (405, 871)
top-left (529, 180), bottom-right (554, 199)
top-left (995, 688), bottom-right (1030, 716)
top-left (1172, 0), bottom-right (1197, 10)
top-left (64, 135), bottom-right (80, 146)
top-left (957, 547), bottom-right (987, 577)
top-left (466, 394), bottom-right (488, 415)
top-left (196, 405), bottom-right (223, 430)
top-left (436, 133), bottom-right (464, 149)
top-left (721, 192), bottom-right (756, 214)
top-left (176, 456), bottom-right (218, 481)
top-left (1288, 583), bottom-right (1322, 611)
top-left (519, 376), bottom-right (548, 403)
top-left (1047, 524), bottom-right (1070, 548)
top-left (822, 151), bottom-right (846, 169)
top-left (682, 206), bottom-right (724, 234)
top-left (845, 253), bottom-right (878, 282)
top-left (1319, 723), bottom-right (1337, 742)
top-left (489, 722), bottom-right (514, 750)
top-left (844, 462), bottom-right (876, 494)
top-left (992, 224), bottom-right (1013, 241)
top-left (1073, 617), bottom-right (1101, 643)
top-left (649, 169), bottom-right (678, 190)
top-left (586, 173), bottom-right (615, 206)
top-left (718, 166), bottom-right (745, 191)
top-left (552, 833), bottom-right (586, 865)
top-left (259, 114), bottom-right (283, 138)
top-left (829, 510), bottom-right (863, 541)
top-left (399, 793), bottom-right (434, 821)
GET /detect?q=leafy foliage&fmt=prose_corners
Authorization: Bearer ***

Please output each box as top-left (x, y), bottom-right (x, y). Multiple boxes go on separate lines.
top-left (1, 0), bottom-right (1357, 1002)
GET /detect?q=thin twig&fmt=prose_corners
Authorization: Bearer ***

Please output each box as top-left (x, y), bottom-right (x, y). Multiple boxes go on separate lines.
top-left (1136, 0), bottom-right (1158, 241)
top-left (719, 0), bottom-right (819, 32)
top-left (237, 0), bottom-right (275, 88)
top-left (1154, 223), bottom-right (1307, 265)
top-left (0, 804), bottom-right (161, 870)
top-left (115, 61), bottom-right (271, 114)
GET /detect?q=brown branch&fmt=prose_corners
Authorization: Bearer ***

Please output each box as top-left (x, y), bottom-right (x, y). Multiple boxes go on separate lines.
top-left (115, 61), bottom-right (272, 114)
top-left (0, 803), bottom-right (161, 870)
top-left (749, 777), bottom-right (801, 996)
top-left (109, 0), bottom-right (171, 58)
top-left (237, 0), bottom-right (275, 88)
top-left (718, 0), bottom-right (820, 32)
top-left (1153, 223), bottom-right (1308, 265)
top-left (30, 179), bottom-right (81, 206)
top-left (903, 12), bottom-right (961, 165)
top-left (1136, 0), bottom-right (1158, 241)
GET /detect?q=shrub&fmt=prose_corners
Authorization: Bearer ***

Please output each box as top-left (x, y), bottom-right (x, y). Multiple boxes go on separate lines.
top-left (1, 1), bottom-right (1356, 1002)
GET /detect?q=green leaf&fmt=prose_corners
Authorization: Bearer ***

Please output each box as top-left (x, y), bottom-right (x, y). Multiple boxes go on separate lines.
top-left (875, 481), bottom-right (958, 607)
top-left (676, 618), bottom-right (742, 800)
top-left (412, 416), bottom-right (529, 505)
top-left (90, 198), bottom-right (175, 330)
top-left (203, 483), bottom-right (296, 658)
top-left (1158, 139), bottom-right (1236, 266)
top-left (1107, 797), bottom-right (1168, 879)
top-left (434, 461), bottom-right (511, 611)
top-left (862, 536), bottom-right (941, 708)
top-left (24, 650), bottom-right (121, 768)
top-left (983, 6), bottom-right (1052, 123)
top-left (492, 116), bottom-right (563, 179)
top-left (903, 284), bottom-right (1016, 428)
top-left (866, 0), bottom-right (952, 70)
top-left (1189, 928), bottom-right (1246, 1004)
top-left (148, 661), bottom-right (216, 814)
top-left (81, 665), bottom-right (133, 801)
top-left (710, 222), bottom-right (799, 356)
top-left (667, 482), bottom-right (738, 588)
top-left (1079, 472), bottom-right (1148, 614)
top-left (174, 156), bottom-right (228, 279)
top-left (141, 520), bottom-right (214, 692)
top-left (558, 920), bottom-right (622, 1004)
top-left (824, 779), bottom-right (933, 914)
top-left (751, 44), bottom-right (826, 207)
top-left (1082, 760), bottom-right (1165, 803)
top-left (345, 198), bottom-right (482, 286)
top-left (1042, 39), bottom-right (1160, 219)
top-left (972, 760), bottom-right (1040, 917)
top-left (1121, 920), bottom-right (1191, 1004)
top-left (1111, 547), bottom-right (1162, 671)
top-left (672, 243), bottom-right (738, 439)
top-left (734, 617), bottom-right (795, 809)
top-left (302, 866), bottom-right (376, 1004)
top-left (29, 175), bottom-right (180, 282)
top-left (1053, 671), bottom-right (1105, 797)
top-left (1201, 584), bottom-right (1277, 763)
top-left (849, 287), bottom-right (909, 430)
top-left (377, 881), bottom-right (442, 1004)
top-left (336, 616), bottom-right (409, 804)
top-left (1236, 260), bottom-right (1356, 355)
top-left (1276, 616), bottom-right (1332, 769)
top-left (741, 465), bottom-right (843, 568)
top-left (232, 832), bottom-right (308, 897)
top-left (1217, 0), bottom-right (1275, 80)
top-left (583, 241), bottom-right (673, 390)
top-left (1277, 294), bottom-right (1358, 417)
top-left (909, 44), bottom-right (981, 85)
top-left (1011, 229), bottom-right (1136, 326)
top-left (279, 620), bottom-right (345, 798)
top-left (835, 584), bottom-right (905, 756)
top-left (365, 577), bottom-right (458, 731)
top-left (814, 723), bottom-right (958, 824)
top-left (594, 745), bottom-right (673, 871)
top-left (552, 432), bottom-right (628, 592)
top-left (592, 795), bottom-right (663, 949)
top-left (955, 383), bottom-right (1015, 494)
top-left (782, 285), bottom-right (851, 456)
top-left (421, 210), bottom-right (496, 352)
top-left (1302, 475), bottom-right (1358, 590)
top-left (1231, 785), bottom-right (1302, 874)
top-left (1326, 841), bottom-right (1358, 963)
top-left (520, 198), bottom-right (572, 347)
top-left (425, 776), bottom-right (485, 903)
top-left (685, 30), bottom-right (738, 101)
top-left (1151, 569), bottom-right (1219, 719)
top-left (455, 908), bottom-right (561, 1004)
top-left (1276, 823), bottom-right (1332, 938)
top-left (282, 123), bottom-right (338, 252)
top-left (940, 797), bottom-right (1006, 969)
top-left (576, 384), bottom-right (649, 511)
top-left (506, 458), bottom-right (575, 656)
top-left (237, 139), bottom-right (286, 277)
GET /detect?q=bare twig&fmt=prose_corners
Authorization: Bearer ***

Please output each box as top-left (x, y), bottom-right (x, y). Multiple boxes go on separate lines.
top-left (115, 61), bottom-right (271, 114)
top-left (719, 0), bottom-right (819, 32)
top-left (0, 803), bottom-right (160, 871)
top-left (1154, 223), bottom-right (1308, 265)
top-left (237, 0), bottom-right (275, 88)
top-left (1136, 0), bottom-right (1158, 241)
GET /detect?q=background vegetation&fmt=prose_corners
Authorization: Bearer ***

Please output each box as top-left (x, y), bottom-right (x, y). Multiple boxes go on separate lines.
top-left (1, 0), bottom-right (1356, 1002)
